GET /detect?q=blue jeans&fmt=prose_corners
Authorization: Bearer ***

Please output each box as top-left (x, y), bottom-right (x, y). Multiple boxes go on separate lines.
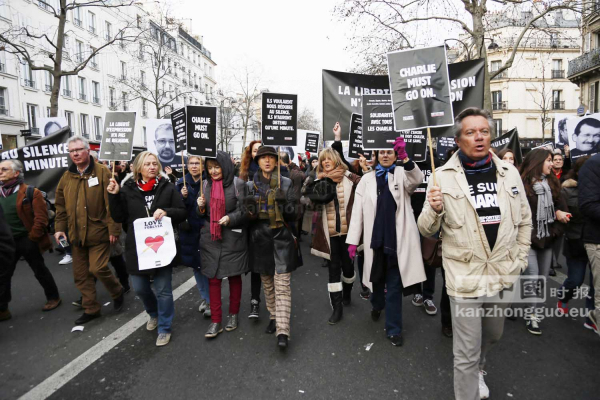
top-left (131, 267), bottom-right (174, 334)
top-left (194, 269), bottom-right (210, 303)
top-left (370, 261), bottom-right (403, 336)
top-left (559, 257), bottom-right (595, 315)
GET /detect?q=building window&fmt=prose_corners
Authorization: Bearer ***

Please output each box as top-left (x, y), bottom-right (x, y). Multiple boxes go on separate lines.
top-left (136, 14), bottom-right (142, 28)
top-left (80, 113), bottom-right (89, 138)
top-left (22, 63), bottom-right (35, 88)
top-left (122, 92), bottom-right (128, 111)
top-left (109, 87), bottom-right (116, 108)
top-left (121, 61), bottom-right (126, 80)
top-left (0, 87), bottom-right (9, 115)
top-left (552, 90), bottom-right (564, 110)
top-left (62, 76), bottom-right (71, 97)
top-left (92, 81), bottom-right (100, 104)
top-left (44, 70), bottom-right (53, 92)
top-left (138, 42), bottom-right (144, 60)
top-left (76, 40), bottom-right (84, 62)
top-left (143, 126), bottom-right (147, 146)
top-left (65, 111), bottom-right (74, 131)
top-left (93, 116), bottom-right (102, 141)
top-left (27, 104), bottom-right (38, 129)
top-left (552, 60), bottom-right (564, 79)
top-left (105, 21), bottom-right (112, 41)
top-left (492, 91), bottom-right (504, 110)
top-left (141, 70), bottom-right (146, 87)
top-left (90, 47), bottom-right (98, 69)
top-left (88, 11), bottom-right (96, 34)
top-left (142, 99), bottom-right (147, 117)
top-left (78, 76), bottom-right (86, 101)
top-left (591, 82), bottom-right (599, 113)
top-left (46, 107), bottom-right (51, 117)
top-left (493, 119), bottom-right (502, 134)
top-left (73, 7), bottom-right (82, 27)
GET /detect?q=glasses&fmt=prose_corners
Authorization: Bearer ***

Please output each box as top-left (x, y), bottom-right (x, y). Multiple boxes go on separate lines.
top-left (189, 162), bottom-right (201, 166)
top-left (0, 167), bottom-right (12, 172)
top-left (68, 148), bottom-right (87, 154)
top-left (156, 139), bottom-right (175, 146)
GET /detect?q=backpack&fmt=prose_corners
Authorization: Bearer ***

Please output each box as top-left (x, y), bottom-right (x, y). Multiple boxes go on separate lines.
top-left (24, 185), bottom-right (55, 222)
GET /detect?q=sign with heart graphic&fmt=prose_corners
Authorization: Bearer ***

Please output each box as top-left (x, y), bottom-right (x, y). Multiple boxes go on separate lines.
top-left (134, 217), bottom-right (177, 270)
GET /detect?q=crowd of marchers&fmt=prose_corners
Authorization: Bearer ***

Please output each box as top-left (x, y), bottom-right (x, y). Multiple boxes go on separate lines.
top-left (0, 107), bottom-right (599, 400)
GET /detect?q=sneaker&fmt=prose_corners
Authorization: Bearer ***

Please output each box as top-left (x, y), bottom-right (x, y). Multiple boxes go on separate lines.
top-left (479, 370), bottom-right (490, 399)
top-left (423, 299), bottom-right (437, 315)
top-left (198, 299), bottom-right (209, 313)
top-left (59, 254), bottom-right (73, 265)
top-left (557, 300), bottom-right (569, 316)
top-left (526, 316), bottom-right (542, 335)
top-left (156, 332), bottom-right (171, 347)
top-left (588, 312), bottom-right (600, 336)
top-left (549, 267), bottom-right (557, 277)
top-left (203, 307), bottom-right (211, 318)
top-left (248, 299), bottom-right (260, 319)
top-left (146, 317), bottom-right (158, 331)
top-left (225, 314), bottom-right (238, 332)
top-left (359, 286), bottom-right (371, 300)
top-left (72, 297), bottom-right (83, 308)
top-left (412, 294), bottom-right (424, 307)
top-left (388, 335), bottom-right (403, 346)
top-left (583, 321), bottom-right (598, 332)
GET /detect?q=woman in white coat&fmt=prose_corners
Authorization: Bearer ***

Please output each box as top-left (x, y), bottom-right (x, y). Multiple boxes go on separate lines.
top-left (346, 137), bottom-right (426, 346)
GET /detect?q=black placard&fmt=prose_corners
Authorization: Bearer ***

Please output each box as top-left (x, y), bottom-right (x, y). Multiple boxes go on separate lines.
top-left (435, 136), bottom-right (457, 161)
top-left (262, 93), bottom-right (298, 146)
top-left (348, 113), bottom-right (370, 160)
top-left (186, 106), bottom-right (217, 158)
top-left (305, 132), bottom-right (320, 153)
top-left (99, 111), bottom-right (136, 161)
top-left (171, 107), bottom-right (187, 154)
top-left (386, 45), bottom-right (454, 131)
top-left (490, 128), bottom-right (522, 165)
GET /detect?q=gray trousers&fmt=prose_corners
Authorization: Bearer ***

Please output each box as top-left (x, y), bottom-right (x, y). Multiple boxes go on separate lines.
top-left (450, 295), bottom-right (512, 400)
top-left (523, 247), bottom-right (553, 317)
top-left (585, 244), bottom-right (600, 323)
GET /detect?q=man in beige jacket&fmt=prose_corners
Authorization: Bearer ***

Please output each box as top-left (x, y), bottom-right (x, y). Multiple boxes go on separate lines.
top-left (418, 108), bottom-right (532, 400)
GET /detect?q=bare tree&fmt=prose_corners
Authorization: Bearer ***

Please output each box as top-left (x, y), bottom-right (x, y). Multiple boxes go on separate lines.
top-left (297, 107), bottom-right (321, 131)
top-left (0, 0), bottom-right (139, 117)
top-left (334, 0), bottom-right (588, 112)
top-left (215, 92), bottom-right (242, 152)
top-left (231, 66), bottom-right (264, 149)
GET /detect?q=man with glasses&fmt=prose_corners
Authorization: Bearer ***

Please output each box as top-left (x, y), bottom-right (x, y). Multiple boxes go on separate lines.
top-left (54, 135), bottom-right (125, 325)
top-left (154, 124), bottom-right (176, 165)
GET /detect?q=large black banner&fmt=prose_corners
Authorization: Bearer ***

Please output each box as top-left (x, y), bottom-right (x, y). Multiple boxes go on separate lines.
top-left (186, 106), bottom-right (217, 158)
top-left (0, 126), bottom-right (71, 202)
top-left (262, 93), bottom-right (298, 146)
top-left (387, 45), bottom-right (454, 131)
top-left (305, 132), bottom-right (320, 153)
top-left (322, 70), bottom-right (389, 141)
top-left (171, 107), bottom-right (187, 154)
top-left (491, 128), bottom-right (522, 165)
top-left (99, 111), bottom-right (136, 161)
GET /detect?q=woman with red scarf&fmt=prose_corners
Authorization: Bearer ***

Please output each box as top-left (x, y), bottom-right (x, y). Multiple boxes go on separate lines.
top-left (197, 151), bottom-right (249, 338)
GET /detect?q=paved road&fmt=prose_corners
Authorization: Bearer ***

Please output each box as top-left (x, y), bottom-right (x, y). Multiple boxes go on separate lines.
top-left (1, 239), bottom-right (599, 400)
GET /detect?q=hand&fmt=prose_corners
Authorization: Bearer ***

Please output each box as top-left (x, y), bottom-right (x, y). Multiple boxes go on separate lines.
top-left (181, 185), bottom-right (188, 199)
top-left (564, 145), bottom-right (570, 157)
top-left (333, 122), bottom-right (342, 141)
top-left (54, 231), bottom-right (66, 245)
top-left (358, 154), bottom-right (369, 172)
top-left (275, 188), bottom-right (286, 203)
top-left (153, 208), bottom-right (167, 220)
top-left (394, 137), bottom-right (408, 160)
top-left (556, 210), bottom-right (570, 224)
top-left (107, 178), bottom-right (120, 194)
top-left (348, 244), bottom-right (358, 260)
top-left (427, 185), bottom-right (443, 214)
top-left (218, 215), bottom-right (230, 226)
top-left (367, 152), bottom-right (376, 167)
top-left (109, 235), bottom-right (118, 245)
top-left (197, 195), bottom-right (206, 209)
top-left (165, 166), bottom-right (173, 175)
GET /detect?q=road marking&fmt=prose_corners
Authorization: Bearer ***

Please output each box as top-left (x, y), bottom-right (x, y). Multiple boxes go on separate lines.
top-left (19, 276), bottom-right (197, 400)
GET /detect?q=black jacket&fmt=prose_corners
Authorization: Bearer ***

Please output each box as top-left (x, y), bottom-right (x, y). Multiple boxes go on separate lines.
top-left (579, 153), bottom-right (600, 244)
top-left (108, 174), bottom-right (187, 275)
top-left (0, 205), bottom-right (14, 265)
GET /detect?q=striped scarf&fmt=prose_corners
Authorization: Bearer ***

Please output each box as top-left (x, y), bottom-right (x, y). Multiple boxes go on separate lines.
top-left (253, 170), bottom-right (283, 229)
top-left (0, 176), bottom-right (23, 197)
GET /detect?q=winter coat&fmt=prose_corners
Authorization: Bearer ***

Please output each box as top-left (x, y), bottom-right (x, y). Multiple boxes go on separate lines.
top-left (0, 205), bottom-right (14, 264)
top-left (15, 184), bottom-right (52, 252)
top-left (175, 173), bottom-right (205, 269)
top-left (246, 173), bottom-right (299, 275)
top-left (561, 179), bottom-right (587, 260)
top-left (311, 171), bottom-right (361, 260)
top-left (417, 152), bottom-right (532, 298)
top-left (579, 153), bottom-right (600, 245)
top-left (108, 173), bottom-right (187, 275)
top-left (525, 180), bottom-right (568, 250)
top-left (288, 164), bottom-right (306, 219)
top-left (346, 163), bottom-right (426, 290)
top-left (55, 157), bottom-right (121, 247)
top-left (197, 151), bottom-right (249, 279)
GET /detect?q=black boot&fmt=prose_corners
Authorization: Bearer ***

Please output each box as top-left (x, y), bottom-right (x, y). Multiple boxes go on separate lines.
top-left (328, 291), bottom-right (344, 325)
top-left (342, 282), bottom-right (354, 306)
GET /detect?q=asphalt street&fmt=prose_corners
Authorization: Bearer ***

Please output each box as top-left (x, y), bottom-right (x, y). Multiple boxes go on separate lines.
top-left (1, 238), bottom-right (599, 400)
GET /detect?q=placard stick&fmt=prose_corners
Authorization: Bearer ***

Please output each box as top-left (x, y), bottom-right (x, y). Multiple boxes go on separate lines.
top-left (278, 146), bottom-right (281, 188)
top-left (181, 152), bottom-right (186, 187)
top-left (112, 162), bottom-right (116, 178)
top-left (427, 127), bottom-right (437, 186)
top-left (199, 157), bottom-right (203, 197)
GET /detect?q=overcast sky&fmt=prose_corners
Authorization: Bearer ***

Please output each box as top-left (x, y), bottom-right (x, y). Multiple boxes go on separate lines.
top-left (175, 0), bottom-right (358, 129)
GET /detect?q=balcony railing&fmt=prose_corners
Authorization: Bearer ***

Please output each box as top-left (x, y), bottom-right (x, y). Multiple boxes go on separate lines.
top-left (568, 47), bottom-right (600, 78)
top-left (24, 79), bottom-right (35, 88)
top-left (552, 101), bottom-right (565, 110)
top-left (0, 107), bottom-right (8, 116)
top-left (74, 18), bottom-right (81, 27)
top-left (105, 33), bottom-right (111, 41)
top-left (551, 69), bottom-right (565, 79)
top-left (142, 110), bottom-right (147, 117)
top-left (89, 26), bottom-right (96, 34)
top-left (45, 84), bottom-right (52, 91)
top-left (79, 93), bottom-right (86, 101)
top-left (93, 97), bottom-right (100, 104)
top-left (91, 61), bottom-right (98, 69)
top-left (491, 71), bottom-right (506, 80)
top-left (0, 63), bottom-right (5, 73)
top-left (63, 89), bottom-right (71, 97)
top-left (492, 101), bottom-right (507, 111)
top-left (109, 101), bottom-right (117, 110)
top-left (31, 127), bottom-right (40, 135)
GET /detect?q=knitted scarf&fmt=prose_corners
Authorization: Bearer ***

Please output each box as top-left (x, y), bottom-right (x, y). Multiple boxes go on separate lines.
top-left (253, 170), bottom-right (283, 229)
top-left (371, 172), bottom-right (397, 256)
top-left (137, 177), bottom-right (160, 192)
top-left (318, 166), bottom-right (346, 183)
top-left (209, 179), bottom-right (225, 241)
top-left (458, 151), bottom-right (493, 175)
top-left (375, 163), bottom-right (396, 182)
top-left (532, 175), bottom-right (555, 240)
top-left (0, 176), bottom-right (24, 197)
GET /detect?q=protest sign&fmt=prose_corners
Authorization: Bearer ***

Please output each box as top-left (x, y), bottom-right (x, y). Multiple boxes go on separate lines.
top-left (171, 107), bottom-right (187, 154)
top-left (436, 136), bottom-right (456, 160)
top-left (348, 113), bottom-right (370, 160)
top-left (38, 117), bottom-right (68, 137)
top-left (146, 119), bottom-right (186, 173)
top-left (386, 45), bottom-right (454, 131)
top-left (566, 114), bottom-right (600, 160)
top-left (99, 112), bottom-right (136, 161)
top-left (305, 132), bottom-right (320, 154)
top-left (0, 126), bottom-right (71, 201)
top-left (490, 128), bottom-right (522, 165)
top-left (322, 70), bottom-right (389, 141)
top-left (134, 216), bottom-right (177, 270)
top-left (262, 93), bottom-right (298, 146)
top-left (554, 115), bottom-right (574, 151)
top-left (186, 106), bottom-right (217, 158)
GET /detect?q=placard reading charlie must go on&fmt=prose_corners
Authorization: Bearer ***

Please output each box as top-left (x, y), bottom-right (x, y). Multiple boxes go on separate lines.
top-left (185, 105), bottom-right (217, 158)
top-left (262, 92), bottom-right (298, 146)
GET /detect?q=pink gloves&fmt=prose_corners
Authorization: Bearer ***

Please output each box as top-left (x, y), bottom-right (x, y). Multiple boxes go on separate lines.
top-left (348, 245), bottom-right (358, 260)
top-left (394, 137), bottom-right (408, 160)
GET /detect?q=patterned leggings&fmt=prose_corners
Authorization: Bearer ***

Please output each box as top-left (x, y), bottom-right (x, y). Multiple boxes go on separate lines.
top-left (261, 273), bottom-right (292, 337)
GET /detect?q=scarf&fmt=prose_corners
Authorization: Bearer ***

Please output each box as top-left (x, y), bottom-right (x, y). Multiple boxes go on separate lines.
top-left (370, 172), bottom-right (398, 283)
top-left (375, 163), bottom-right (396, 182)
top-left (137, 177), bottom-right (160, 192)
top-left (0, 176), bottom-right (24, 197)
top-left (318, 166), bottom-right (346, 183)
top-left (253, 170), bottom-right (284, 229)
top-left (209, 179), bottom-right (226, 241)
top-left (532, 175), bottom-right (555, 240)
top-left (458, 151), bottom-right (493, 175)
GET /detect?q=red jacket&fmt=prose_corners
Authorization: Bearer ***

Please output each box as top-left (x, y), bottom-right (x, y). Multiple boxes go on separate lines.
top-left (16, 184), bottom-right (52, 252)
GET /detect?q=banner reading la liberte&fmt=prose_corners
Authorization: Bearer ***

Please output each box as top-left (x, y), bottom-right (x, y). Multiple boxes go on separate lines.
top-left (0, 126), bottom-right (71, 201)
top-left (99, 111), bottom-right (136, 161)
top-left (186, 106), bottom-right (217, 158)
top-left (262, 93), bottom-right (298, 146)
